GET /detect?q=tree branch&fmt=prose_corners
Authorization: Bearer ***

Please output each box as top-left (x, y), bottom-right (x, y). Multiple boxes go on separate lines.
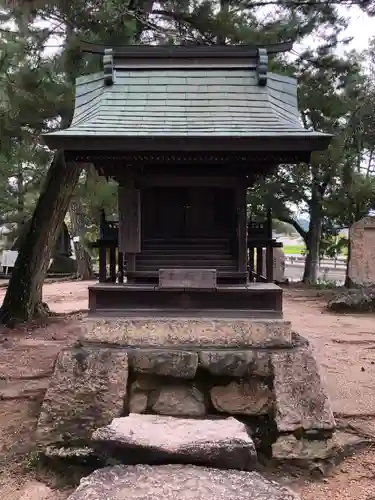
top-left (276, 215), bottom-right (308, 242)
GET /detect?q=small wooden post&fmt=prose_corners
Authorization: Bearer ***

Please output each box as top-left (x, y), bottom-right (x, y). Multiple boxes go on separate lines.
top-left (266, 246), bottom-right (274, 282)
top-left (118, 251), bottom-right (124, 283)
top-left (248, 245), bottom-right (254, 282)
top-left (256, 246), bottom-right (263, 282)
top-left (266, 208), bottom-right (272, 239)
top-left (99, 245), bottom-right (107, 283)
top-left (109, 245), bottom-right (116, 282)
top-left (266, 208), bottom-right (274, 282)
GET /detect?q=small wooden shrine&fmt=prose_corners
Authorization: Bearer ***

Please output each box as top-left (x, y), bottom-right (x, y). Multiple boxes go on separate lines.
top-left (43, 43), bottom-right (331, 318)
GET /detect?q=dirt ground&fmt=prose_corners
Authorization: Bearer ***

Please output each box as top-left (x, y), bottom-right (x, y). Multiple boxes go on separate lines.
top-left (0, 280), bottom-right (375, 499)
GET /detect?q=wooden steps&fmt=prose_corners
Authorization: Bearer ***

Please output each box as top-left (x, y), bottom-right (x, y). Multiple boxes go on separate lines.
top-left (136, 237), bottom-right (237, 275)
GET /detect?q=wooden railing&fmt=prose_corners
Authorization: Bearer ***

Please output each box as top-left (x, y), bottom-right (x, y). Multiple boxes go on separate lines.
top-left (90, 240), bottom-right (124, 283)
top-left (247, 238), bottom-right (283, 283)
top-left (247, 209), bottom-right (283, 283)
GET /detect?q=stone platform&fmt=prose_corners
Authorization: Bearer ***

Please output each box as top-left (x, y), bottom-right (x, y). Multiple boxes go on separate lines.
top-left (36, 317), bottom-right (336, 465)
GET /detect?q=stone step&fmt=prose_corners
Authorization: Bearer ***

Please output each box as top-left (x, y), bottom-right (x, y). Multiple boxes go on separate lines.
top-left (65, 464), bottom-right (300, 500)
top-left (92, 414), bottom-right (257, 470)
top-left (83, 317), bottom-right (292, 348)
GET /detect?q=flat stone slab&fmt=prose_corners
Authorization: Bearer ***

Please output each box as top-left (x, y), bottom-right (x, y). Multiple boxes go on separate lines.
top-left (272, 431), bottom-right (369, 462)
top-left (92, 414), bottom-right (256, 470)
top-left (159, 268), bottom-right (217, 289)
top-left (131, 349), bottom-right (198, 379)
top-left (83, 318), bottom-right (292, 348)
top-left (271, 345), bottom-right (335, 432)
top-left (67, 464), bottom-right (300, 500)
top-left (36, 347), bottom-right (128, 446)
top-left (199, 350), bottom-right (272, 377)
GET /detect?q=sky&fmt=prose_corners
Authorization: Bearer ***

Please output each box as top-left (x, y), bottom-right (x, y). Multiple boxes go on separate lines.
top-left (39, 4), bottom-right (375, 56)
top-left (338, 5), bottom-right (375, 53)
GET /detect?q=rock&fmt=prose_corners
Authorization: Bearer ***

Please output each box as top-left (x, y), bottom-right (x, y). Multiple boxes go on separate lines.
top-left (84, 318), bottom-right (293, 348)
top-left (271, 345), bottom-right (335, 433)
top-left (272, 431), bottom-right (368, 462)
top-left (36, 347), bottom-right (128, 446)
top-left (18, 481), bottom-right (57, 500)
top-left (199, 350), bottom-right (271, 377)
top-left (327, 288), bottom-right (375, 312)
top-left (92, 414), bottom-right (257, 470)
top-left (45, 446), bottom-right (95, 459)
top-left (131, 375), bottom-right (161, 392)
top-left (131, 350), bottom-right (198, 379)
top-left (0, 378), bottom-right (49, 400)
top-left (129, 392), bottom-right (148, 413)
top-left (128, 376), bottom-right (160, 413)
top-left (67, 464), bottom-right (300, 500)
top-left (210, 380), bottom-right (273, 416)
top-left (152, 385), bottom-right (206, 416)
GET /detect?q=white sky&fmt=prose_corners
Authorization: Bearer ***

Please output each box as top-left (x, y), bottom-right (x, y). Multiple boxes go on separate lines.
top-left (40, 4), bottom-right (375, 56)
top-left (338, 5), bottom-right (375, 53)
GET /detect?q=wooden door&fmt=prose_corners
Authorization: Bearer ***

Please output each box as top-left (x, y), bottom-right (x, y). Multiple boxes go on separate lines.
top-left (142, 187), bottom-right (187, 239)
top-left (214, 188), bottom-right (236, 237)
top-left (185, 187), bottom-right (215, 237)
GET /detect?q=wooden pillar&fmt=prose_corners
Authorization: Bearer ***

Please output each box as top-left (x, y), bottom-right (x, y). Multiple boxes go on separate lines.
top-left (236, 181), bottom-right (248, 273)
top-left (118, 176), bottom-right (141, 274)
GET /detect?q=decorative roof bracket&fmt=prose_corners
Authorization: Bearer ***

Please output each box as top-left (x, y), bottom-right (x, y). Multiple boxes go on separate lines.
top-left (256, 48), bottom-right (268, 86)
top-left (103, 48), bottom-right (114, 86)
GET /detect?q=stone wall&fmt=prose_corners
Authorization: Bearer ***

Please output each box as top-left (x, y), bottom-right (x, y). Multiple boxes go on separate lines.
top-left (36, 319), bottom-right (335, 464)
top-left (349, 216), bottom-right (375, 286)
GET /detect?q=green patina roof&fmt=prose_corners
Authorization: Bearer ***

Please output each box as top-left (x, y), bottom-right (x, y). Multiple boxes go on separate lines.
top-left (43, 45), bottom-right (331, 151)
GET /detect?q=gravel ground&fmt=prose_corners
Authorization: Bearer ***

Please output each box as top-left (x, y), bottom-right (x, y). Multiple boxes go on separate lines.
top-left (0, 281), bottom-right (374, 499)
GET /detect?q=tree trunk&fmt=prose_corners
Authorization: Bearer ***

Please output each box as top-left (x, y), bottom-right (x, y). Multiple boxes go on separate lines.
top-left (0, 151), bottom-right (82, 325)
top-left (302, 197), bottom-right (323, 284)
top-left (16, 168), bottom-right (25, 229)
top-left (69, 195), bottom-right (93, 280)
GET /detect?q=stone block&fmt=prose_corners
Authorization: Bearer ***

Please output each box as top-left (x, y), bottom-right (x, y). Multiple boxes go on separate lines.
top-left (158, 268), bottom-right (217, 289)
top-left (92, 414), bottom-right (257, 470)
top-left (272, 432), bottom-right (367, 462)
top-left (262, 247), bottom-right (285, 283)
top-left (131, 350), bottom-right (198, 379)
top-left (36, 347), bottom-right (128, 446)
top-left (210, 380), bottom-right (273, 416)
top-left (84, 318), bottom-right (292, 348)
top-left (66, 464), bottom-right (300, 500)
top-left (271, 345), bottom-right (335, 433)
top-left (18, 481), bottom-right (56, 500)
top-left (129, 392), bottom-right (148, 413)
top-left (349, 216), bottom-right (375, 286)
top-left (152, 385), bottom-right (206, 417)
top-left (199, 350), bottom-right (272, 377)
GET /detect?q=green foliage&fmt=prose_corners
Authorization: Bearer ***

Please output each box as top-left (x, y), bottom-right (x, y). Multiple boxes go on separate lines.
top-left (1, 0), bottom-right (375, 285)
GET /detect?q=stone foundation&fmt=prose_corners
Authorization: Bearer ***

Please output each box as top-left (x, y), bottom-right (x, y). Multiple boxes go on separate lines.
top-left (36, 318), bottom-right (336, 465)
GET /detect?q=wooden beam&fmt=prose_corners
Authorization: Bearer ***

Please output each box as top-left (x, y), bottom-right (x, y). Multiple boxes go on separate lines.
top-left (137, 175), bottom-right (238, 188)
